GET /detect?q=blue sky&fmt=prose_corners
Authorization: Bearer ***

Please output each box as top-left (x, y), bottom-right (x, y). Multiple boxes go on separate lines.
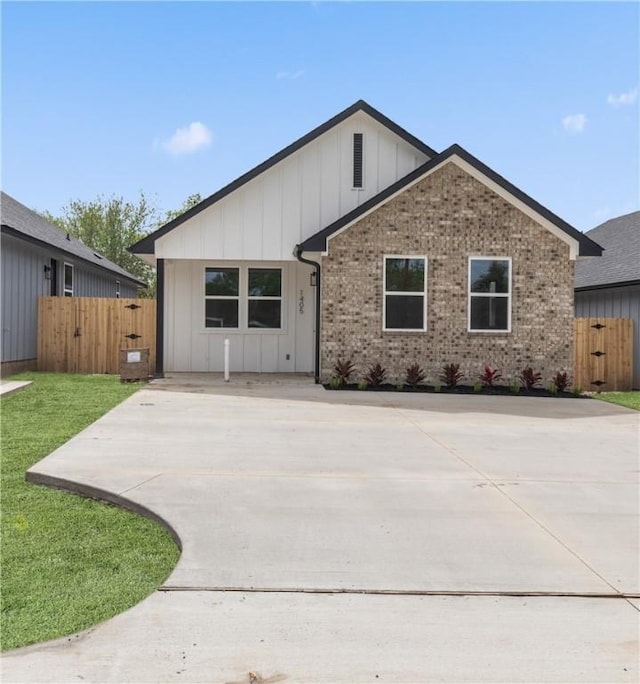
top-left (2, 1), bottom-right (638, 232)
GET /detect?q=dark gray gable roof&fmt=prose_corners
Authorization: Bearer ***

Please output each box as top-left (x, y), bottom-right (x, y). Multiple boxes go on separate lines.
top-left (300, 144), bottom-right (603, 258)
top-left (575, 211), bottom-right (640, 289)
top-left (130, 99), bottom-right (438, 255)
top-left (1, 192), bottom-right (145, 286)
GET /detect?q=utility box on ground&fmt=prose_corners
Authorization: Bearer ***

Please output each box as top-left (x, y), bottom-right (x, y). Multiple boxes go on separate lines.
top-left (120, 348), bottom-right (150, 382)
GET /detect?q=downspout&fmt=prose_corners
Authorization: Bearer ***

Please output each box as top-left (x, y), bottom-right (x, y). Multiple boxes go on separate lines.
top-left (155, 258), bottom-right (165, 378)
top-left (294, 244), bottom-right (321, 384)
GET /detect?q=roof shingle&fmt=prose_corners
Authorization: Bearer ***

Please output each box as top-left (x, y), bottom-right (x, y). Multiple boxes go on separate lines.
top-left (575, 211), bottom-right (640, 289)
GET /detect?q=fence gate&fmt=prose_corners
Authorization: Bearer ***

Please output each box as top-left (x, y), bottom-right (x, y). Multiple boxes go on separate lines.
top-left (38, 297), bottom-right (156, 375)
top-left (574, 318), bottom-right (633, 392)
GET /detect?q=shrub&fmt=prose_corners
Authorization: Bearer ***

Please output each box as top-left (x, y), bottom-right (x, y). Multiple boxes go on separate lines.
top-left (510, 380), bottom-right (520, 394)
top-left (519, 367), bottom-right (542, 390)
top-left (405, 363), bottom-right (426, 388)
top-left (479, 365), bottom-right (502, 388)
top-left (440, 363), bottom-right (464, 389)
top-left (395, 382), bottom-right (404, 392)
top-left (572, 386), bottom-right (583, 397)
top-left (333, 358), bottom-right (355, 386)
top-left (433, 383), bottom-right (442, 393)
top-left (547, 383), bottom-right (558, 395)
top-left (357, 380), bottom-right (368, 391)
top-left (364, 363), bottom-right (387, 387)
top-left (553, 371), bottom-right (571, 392)
top-left (473, 381), bottom-right (482, 393)
top-left (329, 377), bottom-right (341, 390)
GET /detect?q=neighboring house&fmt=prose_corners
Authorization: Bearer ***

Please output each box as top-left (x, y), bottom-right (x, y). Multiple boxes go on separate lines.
top-left (130, 99), bottom-right (601, 382)
top-left (575, 211), bottom-right (640, 389)
top-left (1, 192), bottom-right (145, 376)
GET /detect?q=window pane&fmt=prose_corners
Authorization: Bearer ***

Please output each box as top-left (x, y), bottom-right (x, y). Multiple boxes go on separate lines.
top-left (64, 264), bottom-right (73, 289)
top-left (470, 260), bottom-right (509, 293)
top-left (205, 299), bottom-right (238, 328)
top-left (248, 300), bottom-right (281, 329)
top-left (470, 297), bottom-right (509, 330)
top-left (205, 268), bottom-right (239, 296)
top-left (385, 258), bottom-right (424, 292)
top-left (385, 295), bottom-right (424, 329)
top-left (248, 268), bottom-right (281, 297)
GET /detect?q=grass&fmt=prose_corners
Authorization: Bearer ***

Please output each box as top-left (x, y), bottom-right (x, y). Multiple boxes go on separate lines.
top-left (1, 373), bottom-right (179, 651)
top-left (593, 390), bottom-right (640, 411)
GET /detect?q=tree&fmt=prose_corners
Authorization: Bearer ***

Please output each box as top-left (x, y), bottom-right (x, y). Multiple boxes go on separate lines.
top-left (161, 193), bottom-right (202, 224)
top-left (43, 193), bottom-right (157, 295)
top-left (44, 192), bottom-right (204, 299)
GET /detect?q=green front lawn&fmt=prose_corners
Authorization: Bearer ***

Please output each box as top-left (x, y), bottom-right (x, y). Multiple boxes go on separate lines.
top-left (1, 373), bottom-right (179, 651)
top-left (593, 391), bottom-right (640, 411)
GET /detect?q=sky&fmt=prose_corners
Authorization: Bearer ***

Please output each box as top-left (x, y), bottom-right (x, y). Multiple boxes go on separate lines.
top-left (2, 1), bottom-right (638, 232)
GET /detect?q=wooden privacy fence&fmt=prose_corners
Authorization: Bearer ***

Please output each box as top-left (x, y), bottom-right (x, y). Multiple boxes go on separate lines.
top-left (574, 317), bottom-right (633, 392)
top-left (38, 297), bottom-right (156, 375)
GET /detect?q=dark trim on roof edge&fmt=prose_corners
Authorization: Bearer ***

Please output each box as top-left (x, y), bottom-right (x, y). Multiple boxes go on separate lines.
top-left (575, 279), bottom-right (640, 292)
top-left (129, 100), bottom-right (438, 255)
top-left (300, 144), bottom-right (603, 258)
top-left (1, 224), bottom-right (146, 287)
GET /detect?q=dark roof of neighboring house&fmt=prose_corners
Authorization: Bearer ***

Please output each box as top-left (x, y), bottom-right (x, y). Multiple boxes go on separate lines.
top-left (299, 144), bottom-right (603, 258)
top-left (1, 191), bottom-right (145, 286)
top-left (575, 211), bottom-right (640, 290)
top-left (130, 99), bottom-right (438, 255)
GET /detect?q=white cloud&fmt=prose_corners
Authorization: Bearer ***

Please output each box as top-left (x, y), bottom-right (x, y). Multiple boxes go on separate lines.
top-left (156, 122), bottom-right (212, 155)
top-left (607, 87), bottom-right (638, 107)
top-left (276, 69), bottom-right (305, 80)
top-left (562, 113), bottom-right (587, 134)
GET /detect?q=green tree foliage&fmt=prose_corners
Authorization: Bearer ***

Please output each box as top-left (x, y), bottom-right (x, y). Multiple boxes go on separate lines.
top-left (43, 192), bottom-right (204, 299)
top-left (160, 193), bottom-right (202, 224)
top-left (43, 193), bottom-right (157, 296)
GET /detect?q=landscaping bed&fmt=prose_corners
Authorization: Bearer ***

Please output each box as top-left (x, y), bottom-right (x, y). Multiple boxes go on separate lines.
top-left (323, 382), bottom-right (584, 398)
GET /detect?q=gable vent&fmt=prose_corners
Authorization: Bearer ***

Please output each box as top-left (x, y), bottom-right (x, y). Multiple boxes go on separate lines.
top-left (353, 133), bottom-right (363, 188)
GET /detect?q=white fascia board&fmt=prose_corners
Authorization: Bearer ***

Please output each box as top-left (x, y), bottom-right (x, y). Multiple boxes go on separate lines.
top-left (324, 155), bottom-right (580, 260)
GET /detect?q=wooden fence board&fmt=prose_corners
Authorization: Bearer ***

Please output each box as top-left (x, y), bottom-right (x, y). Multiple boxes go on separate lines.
top-left (574, 318), bottom-right (633, 392)
top-left (38, 297), bottom-right (155, 376)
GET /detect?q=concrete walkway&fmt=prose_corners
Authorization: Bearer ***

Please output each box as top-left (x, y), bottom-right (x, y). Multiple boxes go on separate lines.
top-left (0, 379), bottom-right (32, 397)
top-left (2, 377), bottom-right (639, 682)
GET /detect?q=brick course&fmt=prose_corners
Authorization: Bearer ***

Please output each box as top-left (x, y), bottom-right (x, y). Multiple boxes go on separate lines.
top-left (320, 162), bottom-right (574, 385)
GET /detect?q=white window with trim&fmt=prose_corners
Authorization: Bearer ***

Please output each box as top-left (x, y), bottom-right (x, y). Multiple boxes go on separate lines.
top-left (63, 263), bottom-right (73, 297)
top-left (383, 256), bottom-right (427, 331)
top-left (115, 280), bottom-right (121, 298)
top-left (468, 257), bottom-right (511, 332)
top-left (204, 266), bottom-right (283, 330)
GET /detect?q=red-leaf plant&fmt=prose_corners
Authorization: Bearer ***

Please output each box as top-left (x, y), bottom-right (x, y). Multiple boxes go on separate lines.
top-left (440, 363), bottom-right (465, 389)
top-left (553, 371), bottom-right (571, 392)
top-left (405, 363), bottom-right (426, 388)
top-left (519, 367), bottom-right (542, 390)
top-left (333, 359), bottom-right (355, 386)
top-left (479, 365), bottom-right (502, 388)
top-left (364, 363), bottom-right (387, 387)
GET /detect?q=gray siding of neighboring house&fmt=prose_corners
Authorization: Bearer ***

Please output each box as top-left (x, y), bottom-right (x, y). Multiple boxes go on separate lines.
top-left (1, 234), bottom-right (139, 364)
top-left (575, 284), bottom-right (640, 389)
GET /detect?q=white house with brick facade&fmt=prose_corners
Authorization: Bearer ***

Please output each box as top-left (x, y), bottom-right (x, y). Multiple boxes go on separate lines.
top-left (130, 100), bottom-right (601, 383)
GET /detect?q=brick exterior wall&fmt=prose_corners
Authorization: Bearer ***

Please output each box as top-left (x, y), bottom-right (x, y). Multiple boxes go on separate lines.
top-left (320, 161), bottom-right (575, 385)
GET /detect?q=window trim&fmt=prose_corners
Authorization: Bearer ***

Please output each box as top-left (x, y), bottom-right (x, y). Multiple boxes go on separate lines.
top-left (203, 265), bottom-right (285, 333)
top-left (467, 256), bottom-right (512, 333)
top-left (63, 262), bottom-right (73, 297)
top-left (382, 255), bottom-right (428, 332)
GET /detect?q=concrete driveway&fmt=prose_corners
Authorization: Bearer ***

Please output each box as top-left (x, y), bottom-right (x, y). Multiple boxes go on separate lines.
top-left (2, 376), bottom-right (639, 683)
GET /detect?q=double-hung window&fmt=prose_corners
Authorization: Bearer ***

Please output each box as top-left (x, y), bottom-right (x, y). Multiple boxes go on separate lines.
top-left (204, 266), bottom-right (283, 330)
top-left (383, 256), bottom-right (427, 331)
top-left (248, 268), bottom-right (282, 328)
top-left (468, 257), bottom-right (511, 332)
top-left (63, 263), bottom-right (73, 297)
top-left (205, 267), bottom-right (239, 328)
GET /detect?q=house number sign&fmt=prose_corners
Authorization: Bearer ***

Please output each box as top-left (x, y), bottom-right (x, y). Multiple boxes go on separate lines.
top-left (299, 290), bottom-right (305, 314)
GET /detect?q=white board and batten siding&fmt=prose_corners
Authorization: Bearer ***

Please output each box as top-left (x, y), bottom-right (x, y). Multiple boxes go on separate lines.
top-left (158, 110), bottom-right (430, 372)
top-left (164, 259), bottom-right (315, 373)
top-left (155, 112), bottom-right (430, 262)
